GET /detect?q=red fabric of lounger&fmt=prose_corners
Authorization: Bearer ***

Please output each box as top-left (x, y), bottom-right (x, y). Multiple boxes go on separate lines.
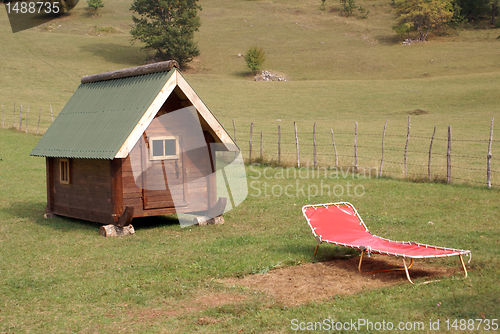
top-left (303, 204), bottom-right (467, 258)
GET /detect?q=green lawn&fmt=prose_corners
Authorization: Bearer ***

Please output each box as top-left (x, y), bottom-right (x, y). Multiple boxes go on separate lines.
top-left (1, 128), bottom-right (499, 333)
top-left (1, 0), bottom-right (500, 331)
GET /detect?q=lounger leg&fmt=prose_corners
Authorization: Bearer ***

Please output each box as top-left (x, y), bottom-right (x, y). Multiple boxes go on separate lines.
top-left (358, 250), bottom-right (364, 273)
top-left (407, 258), bottom-right (414, 270)
top-left (403, 258), bottom-right (414, 284)
top-left (459, 255), bottom-right (468, 278)
top-left (314, 244), bottom-right (320, 257)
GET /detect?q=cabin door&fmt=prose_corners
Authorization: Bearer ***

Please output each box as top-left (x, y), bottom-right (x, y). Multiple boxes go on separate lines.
top-left (141, 134), bottom-right (187, 210)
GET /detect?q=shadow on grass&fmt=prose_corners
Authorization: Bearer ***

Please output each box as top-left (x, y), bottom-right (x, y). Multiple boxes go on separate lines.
top-left (272, 242), bottom-right (360, 259)
top-left (80, 43), bottom-right (145, 66)
top-left (2, 201), bottom-right (180, 232)
top-left (2, 201), bottom-right (99, 232)
top-left (132, 215), bottom-right (180, 230)
top-left (80, 9), bottom-right (101, 18)
top-left (374, 34), bottom-right (401, 45)
top-left (270, 243), bottom-right (465, 283)
top-left (232, 70), bottom-right (254, 79)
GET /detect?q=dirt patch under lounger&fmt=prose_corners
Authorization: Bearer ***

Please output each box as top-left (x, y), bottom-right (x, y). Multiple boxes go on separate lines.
top-left (223, 256), bottom-right (462, 306)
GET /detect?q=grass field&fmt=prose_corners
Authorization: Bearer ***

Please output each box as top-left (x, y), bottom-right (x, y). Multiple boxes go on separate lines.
top-left (1, 0), bottom-right (499, 185)
top-left (1, 127), bottom-right (500, 333)
top-left (1, 0), bottom-right (500, 332)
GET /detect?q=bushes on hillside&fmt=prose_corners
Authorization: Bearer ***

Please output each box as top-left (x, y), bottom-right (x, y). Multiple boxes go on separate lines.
top-left (244, 46), bottom-right (266, 75)
top-left (88, 0), bottom-right (104, 12)
top-left (393, 0), bottom-right (454, 41)
top-left (339, 0), bottom-right (369, 18)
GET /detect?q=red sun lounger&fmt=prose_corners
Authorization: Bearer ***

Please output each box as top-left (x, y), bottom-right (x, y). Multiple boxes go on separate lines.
top-left (302, 202), bottom-right (471, 284)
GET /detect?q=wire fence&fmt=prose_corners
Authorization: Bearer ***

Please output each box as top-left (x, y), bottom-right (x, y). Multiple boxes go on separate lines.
top-left (231, 117), bottom-right (498, 189)
top-left (3, 102), bottom-right (497, 189)
top-left (1, 102), bottom-right (54, 135)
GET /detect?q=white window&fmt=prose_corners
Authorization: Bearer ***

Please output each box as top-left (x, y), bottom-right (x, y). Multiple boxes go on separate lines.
top-left (149, 136), bottom-right (179, 160)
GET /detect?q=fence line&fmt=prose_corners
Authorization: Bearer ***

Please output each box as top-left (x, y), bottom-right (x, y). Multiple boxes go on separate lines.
top-left (238, 119), bottom-right (497, 188)
top-left (404, 116), bottom-right (410, 178)
top-left (487, 118), bottom-right (494, 188)
top-left (1, 103), bottom-right (55, 134)
top-left (2, 102), bottom-right (496, 188)
top-left (294, 122), bottom-right (300, 168)
top-left (331, 128), bottom-right (338, 167)
top-left (379, 119), bottom-right (387, 177)
top-left (428, 125), bottom-right (436, 181)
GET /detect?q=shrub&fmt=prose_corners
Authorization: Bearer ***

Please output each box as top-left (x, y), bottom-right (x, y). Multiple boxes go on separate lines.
top-left (340, 0), bottom-right (357, 17)
top-left (320, 0), bottom-right (327, 10)
top-left (88, 0), bottom-right (104, 12)
top-left (339, 0), bottom-right (369, 18)
top-left (393, 22), bottom-right (413, 39)
top-left (244, 46), bottom-right (266, 75)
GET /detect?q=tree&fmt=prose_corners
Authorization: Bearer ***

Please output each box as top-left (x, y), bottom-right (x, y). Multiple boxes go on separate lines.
top-left (490, 0), bottom-right (499, 25)
top-left (87, 0), bottom-right (104, 12)
top-left (320, 0), bottom-right (327, 11)
top-left (394, 0), bottom-right (454, 41)
top-left (452, 0), bottom-right (489, 21)
top-left (244, 46), bottom-right (266, 75)
top-left (130, 0), bottom-right (201, 67)
top-left (340, 0), bottom-right (358, 17)
top-left (339, 0), bottom-right (369, 18)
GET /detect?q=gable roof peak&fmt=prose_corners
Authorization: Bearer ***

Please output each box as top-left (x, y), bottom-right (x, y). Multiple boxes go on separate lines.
top-left (81, 60), bottom-right (180, 84)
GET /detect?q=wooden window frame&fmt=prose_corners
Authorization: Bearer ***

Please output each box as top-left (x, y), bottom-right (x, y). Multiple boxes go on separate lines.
top-left (59, 158), bottom-right (70, 184)
top-left (149, 136), bottom-right (180, 161)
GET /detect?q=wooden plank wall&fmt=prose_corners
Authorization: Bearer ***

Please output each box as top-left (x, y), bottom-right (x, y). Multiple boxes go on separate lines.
top-left (50, 157), bottom-right (114, 224)
top-left (122, 92), bottom-right (216, 217)
top-left (48, 90), bottom-right (219, 222)
top-left (122, 132), bottom-right (214, 217)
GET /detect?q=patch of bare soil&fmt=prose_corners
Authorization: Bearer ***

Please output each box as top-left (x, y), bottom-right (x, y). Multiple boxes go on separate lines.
top-left (123, 292), bottom-right (247, 323)
top-left (223, 256), bottom-right (461, 306)
top-left (409, 109), bottom-right (430, 115)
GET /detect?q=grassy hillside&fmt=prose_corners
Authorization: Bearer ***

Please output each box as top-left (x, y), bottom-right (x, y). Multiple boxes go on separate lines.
top-left (1, 0), bottom-right (499, 103)
top-left (1, 0), bottom-right (499, 185)
top-left (1, 1), bottom-right (500, 332)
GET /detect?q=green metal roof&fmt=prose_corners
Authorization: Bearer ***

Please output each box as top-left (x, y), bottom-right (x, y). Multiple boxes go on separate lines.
top-left (30, 69), bottom-right (176, 159)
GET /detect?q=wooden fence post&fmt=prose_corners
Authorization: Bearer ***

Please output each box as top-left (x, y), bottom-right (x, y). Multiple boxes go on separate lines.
top-left (379, 119), bottom-right (387, 177)
top-left (278, 124), bottom-right (281, 164)
top-left (487, 118), bottom-right (494, 188)
top-left (249, 122), bottom-right (253, 161)
top-left (50, 105), bottom-right (53, 123)
top-left (294, 122), bottom-right (300, 168)
top-left (19, 105), bottom-right (23, 131)
top-left (354, 121), bottom-right (358, 173)
top-left (260, 131), bottom-right (263, 159)
top-left (25, 105), bottom-right (29, 133)
top-left (447, 126), bottom-right (452, 184)
top-left (37, 107), bottom-right (41, 135)
top-left (331, 128), bottom-right (338, 167)
top-left (404, 116), bottom-right (410, 178)
top-left (428, 125), bottom-right (436, 181)
top-left (232, 119), bottom-right (236, 144)
top-left (313, 122), bottom-right (317, 168)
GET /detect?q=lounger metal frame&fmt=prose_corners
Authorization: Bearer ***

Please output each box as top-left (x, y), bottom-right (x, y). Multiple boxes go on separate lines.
top-left (302, 202), bottom-right (471, 284)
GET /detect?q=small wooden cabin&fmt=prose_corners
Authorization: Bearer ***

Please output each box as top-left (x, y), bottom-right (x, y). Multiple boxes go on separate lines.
top-left (31, 61), bottom-right (237, 226)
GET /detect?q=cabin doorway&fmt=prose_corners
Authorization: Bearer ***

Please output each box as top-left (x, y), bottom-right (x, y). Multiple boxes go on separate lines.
top-left (141, 134), bottom-right (187, 210)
